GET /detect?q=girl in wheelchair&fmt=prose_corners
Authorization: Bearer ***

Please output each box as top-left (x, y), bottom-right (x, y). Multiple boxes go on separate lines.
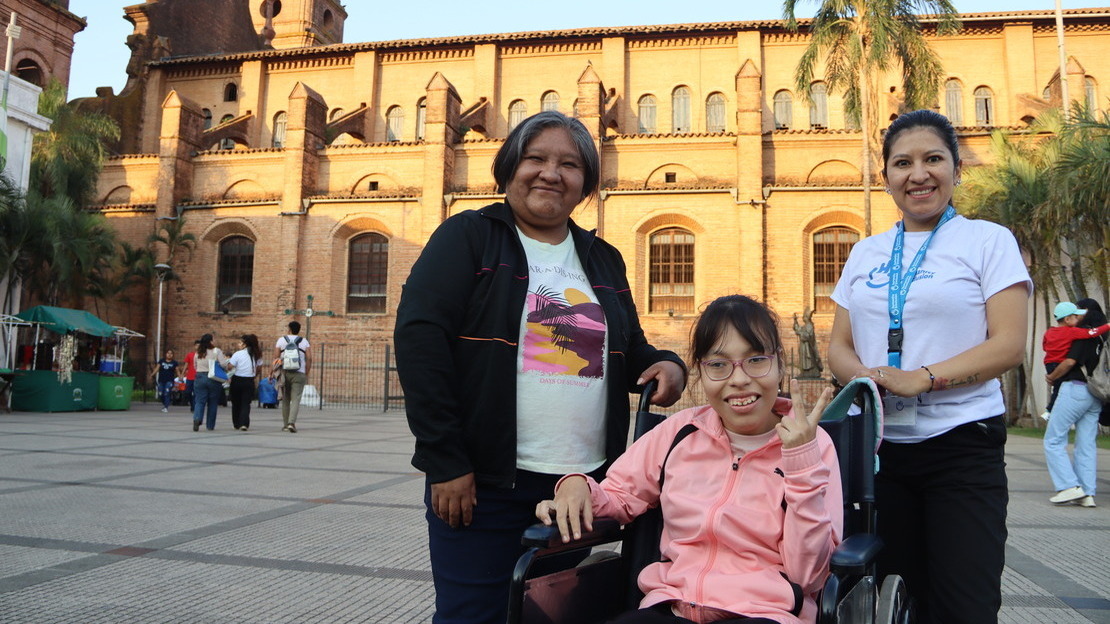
top-left (536, 295), bottom-right (842, 624)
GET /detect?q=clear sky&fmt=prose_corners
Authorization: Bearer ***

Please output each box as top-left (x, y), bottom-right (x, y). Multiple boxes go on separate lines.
top-left (66, 0), bottom-right (1107, 100)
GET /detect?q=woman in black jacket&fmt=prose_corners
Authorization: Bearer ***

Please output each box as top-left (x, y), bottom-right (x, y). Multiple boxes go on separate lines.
top-left (395, 111), bottom-right (686, 624)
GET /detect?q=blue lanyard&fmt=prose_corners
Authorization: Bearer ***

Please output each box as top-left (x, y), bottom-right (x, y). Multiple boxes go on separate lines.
top-left (887, 205), bottom-right (956, 367)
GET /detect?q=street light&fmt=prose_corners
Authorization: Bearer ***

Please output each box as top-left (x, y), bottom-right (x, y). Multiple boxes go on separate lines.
top-left (154, 263), bottom-right (172, 363)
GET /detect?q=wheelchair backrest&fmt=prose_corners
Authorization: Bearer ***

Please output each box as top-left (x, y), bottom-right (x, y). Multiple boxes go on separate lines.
top-left (818, 378), bottom-right (883, 537)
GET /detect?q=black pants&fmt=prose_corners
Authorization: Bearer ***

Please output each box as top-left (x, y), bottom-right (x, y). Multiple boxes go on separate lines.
top-left (608, 604), bottom-right (776, 623)
top-left (876, 415), bottom-right (1008, 624)
top-left (229, 376), bottom-right (255, 429)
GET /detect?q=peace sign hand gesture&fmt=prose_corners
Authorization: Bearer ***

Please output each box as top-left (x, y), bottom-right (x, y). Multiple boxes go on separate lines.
top-left (775, 379), bottom-right (833, 449)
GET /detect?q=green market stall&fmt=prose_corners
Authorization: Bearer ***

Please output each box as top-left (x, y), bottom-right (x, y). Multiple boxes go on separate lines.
top-left (9, 306), bottom-right (142, 412)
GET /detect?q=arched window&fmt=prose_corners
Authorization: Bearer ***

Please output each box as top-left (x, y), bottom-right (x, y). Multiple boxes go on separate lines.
top-left (944, 79), bottom-right (963, 125)
top-left (1085, 77), bottom-right (1098, 111)
top-left (218, 236), bottom-right (254, 312)
top-left (809, 82), bottom-right (828, 129)
top-left (508, 100), bottom-right (527, 132)
top-left (974, 86), bottom-right (994, 125)
top-left (813, 226), bottom-right (859, 313)
top-left (202, 108), bottom-right (213, 130)
top-left (272, 111), bottom-right (287, 148)
top-left (541, 91), bottom-right (560, 112)
top-left (672, 86), bottom-right (691, 133)
top-left (649, 228), bottom-right (695, 314)
top-left (416, 97), bottom-right (427, 141)
top-left (348, 233), bottom-right (389, 314)
top-left (224, 83), bottom-right (238, 102)
top-left (14, 59), bottom-right (43, 86)
top-left (705, 92), bottom-right (726, 133)
top-left (330, 108), bottom-right (345, 122)
top-left (638, 95), bottom-right (657, 133)
top-left (386, 106), bottom-right (404, 142)
top-left (219, 114), bottom-right (235, 150)
top-left (773, 91), bottom-right (793, 129)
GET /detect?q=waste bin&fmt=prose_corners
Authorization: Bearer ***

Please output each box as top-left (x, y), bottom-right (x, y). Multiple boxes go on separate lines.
top-left (97, 375), bottom-right (134, 410)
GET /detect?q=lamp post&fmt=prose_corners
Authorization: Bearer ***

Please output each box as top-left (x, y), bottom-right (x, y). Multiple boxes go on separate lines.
top-left (154, 263), bottom-right (171, 362)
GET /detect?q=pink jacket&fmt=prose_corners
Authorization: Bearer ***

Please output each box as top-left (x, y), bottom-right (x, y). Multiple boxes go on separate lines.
top-left (564, 403), bottom-right (843, 624)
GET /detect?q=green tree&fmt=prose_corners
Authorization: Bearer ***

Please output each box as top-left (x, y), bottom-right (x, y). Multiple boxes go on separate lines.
top-left (785, 0), bottom-right (960, 235)
top-left (30, 80), bottom-right (120, 207)
top-left (147, 211), bottom-right (197, 278)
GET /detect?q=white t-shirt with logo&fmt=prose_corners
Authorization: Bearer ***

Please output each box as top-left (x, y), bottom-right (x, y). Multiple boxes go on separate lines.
top-left (515, 228), bottom-right (608, 474)
top-left (831, 215), bottom-right (1031, 442)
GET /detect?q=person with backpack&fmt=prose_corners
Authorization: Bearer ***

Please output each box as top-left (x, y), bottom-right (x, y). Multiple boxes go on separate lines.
top-left (274, 321), bottom-right (311, 433)
top-left (1040, 301), bottom-right (1110, 420)
top-left (1043, 298), bottom-right (1107, 508)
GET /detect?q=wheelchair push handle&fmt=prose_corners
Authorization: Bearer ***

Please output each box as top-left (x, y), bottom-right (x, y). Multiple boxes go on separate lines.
top-left (638, 378), bottom-right (658, 413)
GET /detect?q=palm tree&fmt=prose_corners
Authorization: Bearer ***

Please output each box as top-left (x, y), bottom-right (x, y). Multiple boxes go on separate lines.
top-left (1049, 106), bottom-right (1110, 302)
top-left (88, 242), bottom-right (154, 326)
top-left (147, 211), bottom-right (197, 275)
top-left (785, 0), bottom-right (960, 235)
top-left (30, 80), bottom-right (120, 207)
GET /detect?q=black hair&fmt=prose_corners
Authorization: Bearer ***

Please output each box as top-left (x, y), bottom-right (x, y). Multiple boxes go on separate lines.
top-left (288, 321), bottom-right (301, 334)
top-left (492, 111), bottom-right (600, 200)
top-left (881, 109), bottom-right (962, 179)
top-left (1076, 298), bottom-right (1107, 328)
top-left (690, 295), bottom-right (784, 373)
top-left (196, 333), bottom-right (213, 356)
top-left (241, 334), bottom-right (262, 361)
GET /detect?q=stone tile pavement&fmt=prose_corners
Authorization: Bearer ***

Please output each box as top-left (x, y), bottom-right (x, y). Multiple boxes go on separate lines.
top-left (0, 401), bottom-right (1107, 623)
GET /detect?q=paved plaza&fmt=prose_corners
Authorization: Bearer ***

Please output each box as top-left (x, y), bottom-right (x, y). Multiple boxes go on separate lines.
top-left (0, 401), bottom-right (1108, 623)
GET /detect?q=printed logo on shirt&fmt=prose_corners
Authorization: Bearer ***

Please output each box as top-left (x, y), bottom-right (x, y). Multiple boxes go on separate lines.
top-left (865, 260), bottom-right (936, 289)
top-left (522, 286), bottom-right (605, 378)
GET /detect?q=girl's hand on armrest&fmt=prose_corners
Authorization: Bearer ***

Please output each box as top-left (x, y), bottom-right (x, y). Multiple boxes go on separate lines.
top-left (535, 475), bottom-right (592, 543)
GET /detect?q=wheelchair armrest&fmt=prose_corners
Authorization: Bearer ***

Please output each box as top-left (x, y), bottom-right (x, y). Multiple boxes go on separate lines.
top-left (522, 517), bottom-right (623, 553)
top-left (829, 533), bottom-right (883, 576)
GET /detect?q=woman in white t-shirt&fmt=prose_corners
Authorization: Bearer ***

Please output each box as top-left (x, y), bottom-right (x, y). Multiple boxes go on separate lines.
top-left (827, 110), bottom-right (1031, 624)
top-left (192, 333), bottom-right (231, 432)
top-left (228, 334), bottom-right (263, 432)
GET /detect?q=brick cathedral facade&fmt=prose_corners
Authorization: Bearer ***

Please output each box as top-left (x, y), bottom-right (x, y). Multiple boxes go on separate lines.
top-left (85, 1), bottom-right (1110, 365)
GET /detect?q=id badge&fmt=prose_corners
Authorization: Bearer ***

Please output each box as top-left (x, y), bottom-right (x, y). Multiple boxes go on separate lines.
top-left (882, 394), bottom-right (918, 427)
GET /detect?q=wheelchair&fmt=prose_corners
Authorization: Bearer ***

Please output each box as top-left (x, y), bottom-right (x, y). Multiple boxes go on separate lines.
top-left (507, 377), bottom-right (912, 624)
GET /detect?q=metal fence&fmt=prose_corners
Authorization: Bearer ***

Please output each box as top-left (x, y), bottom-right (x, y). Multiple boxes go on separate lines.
top-left (314, 342), bottom-right (405, 411)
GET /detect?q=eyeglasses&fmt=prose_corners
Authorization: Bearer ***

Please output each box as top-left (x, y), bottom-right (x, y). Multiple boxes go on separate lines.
top-left (699, 355), bottom-right (776, 381)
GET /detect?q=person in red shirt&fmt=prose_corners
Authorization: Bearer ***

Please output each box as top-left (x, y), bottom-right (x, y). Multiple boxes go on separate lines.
top-left (183, 340), bottom-right (198, 411)
top-left (1042, 301), bottom-right (1110, 418)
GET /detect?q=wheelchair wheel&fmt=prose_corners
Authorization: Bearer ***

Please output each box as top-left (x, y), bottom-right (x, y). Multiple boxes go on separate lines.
top-left (876, 575), bottom-right (911, 624)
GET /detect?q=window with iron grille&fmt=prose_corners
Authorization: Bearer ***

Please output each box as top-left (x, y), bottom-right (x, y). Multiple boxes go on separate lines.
top-left (218, 236), bottom-right (254, 313)
top-left (813, 226), bottom-right (859, 313)
top-left (348, 233), bottom-right (389, 314)
top-left (649, 228), bottom-right (695, 314)
top-left (508, 100), bottom-right (527, 132)
top-left (386, 106), bottom-right (404, 142)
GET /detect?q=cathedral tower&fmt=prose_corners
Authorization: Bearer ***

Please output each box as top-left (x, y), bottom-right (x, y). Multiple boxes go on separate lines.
top-left (250, 0), bottom-right (346, 49)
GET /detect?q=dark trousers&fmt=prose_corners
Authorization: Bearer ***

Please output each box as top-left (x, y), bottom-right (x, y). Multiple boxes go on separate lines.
top-left (875, 415), bottom-right (1008, 624)
top-left (229, 376), bottom-right (255, 429)
top-left (608, 604), bottom-right (777, 623)
top-left (185, 379), bottom-right (195, 411)
top-left (425, 469), bottom-right (597, 624)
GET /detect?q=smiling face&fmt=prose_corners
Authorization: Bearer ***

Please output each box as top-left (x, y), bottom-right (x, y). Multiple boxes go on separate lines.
top-left (701, 324), bottom-right (783, 436)
top-left (504, 127), bottom-right (586, 244)
top-left (883, 126), bottom-right (962, 232)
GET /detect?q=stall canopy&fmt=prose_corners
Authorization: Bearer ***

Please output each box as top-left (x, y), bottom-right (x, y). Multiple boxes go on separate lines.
top-left (15, 306), bottom-right (117, 337)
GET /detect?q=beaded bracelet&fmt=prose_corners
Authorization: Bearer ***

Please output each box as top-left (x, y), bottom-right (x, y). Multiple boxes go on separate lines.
top-left (920, 365), bottom-right (936, 392)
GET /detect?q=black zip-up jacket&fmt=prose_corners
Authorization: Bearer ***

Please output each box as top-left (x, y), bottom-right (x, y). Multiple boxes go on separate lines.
top-left (394, 202), bottom-right (685, 488)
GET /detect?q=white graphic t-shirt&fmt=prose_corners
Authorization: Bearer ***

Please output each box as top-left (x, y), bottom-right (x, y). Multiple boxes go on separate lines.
top-left (515, 228), bottom-right (608, 474)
